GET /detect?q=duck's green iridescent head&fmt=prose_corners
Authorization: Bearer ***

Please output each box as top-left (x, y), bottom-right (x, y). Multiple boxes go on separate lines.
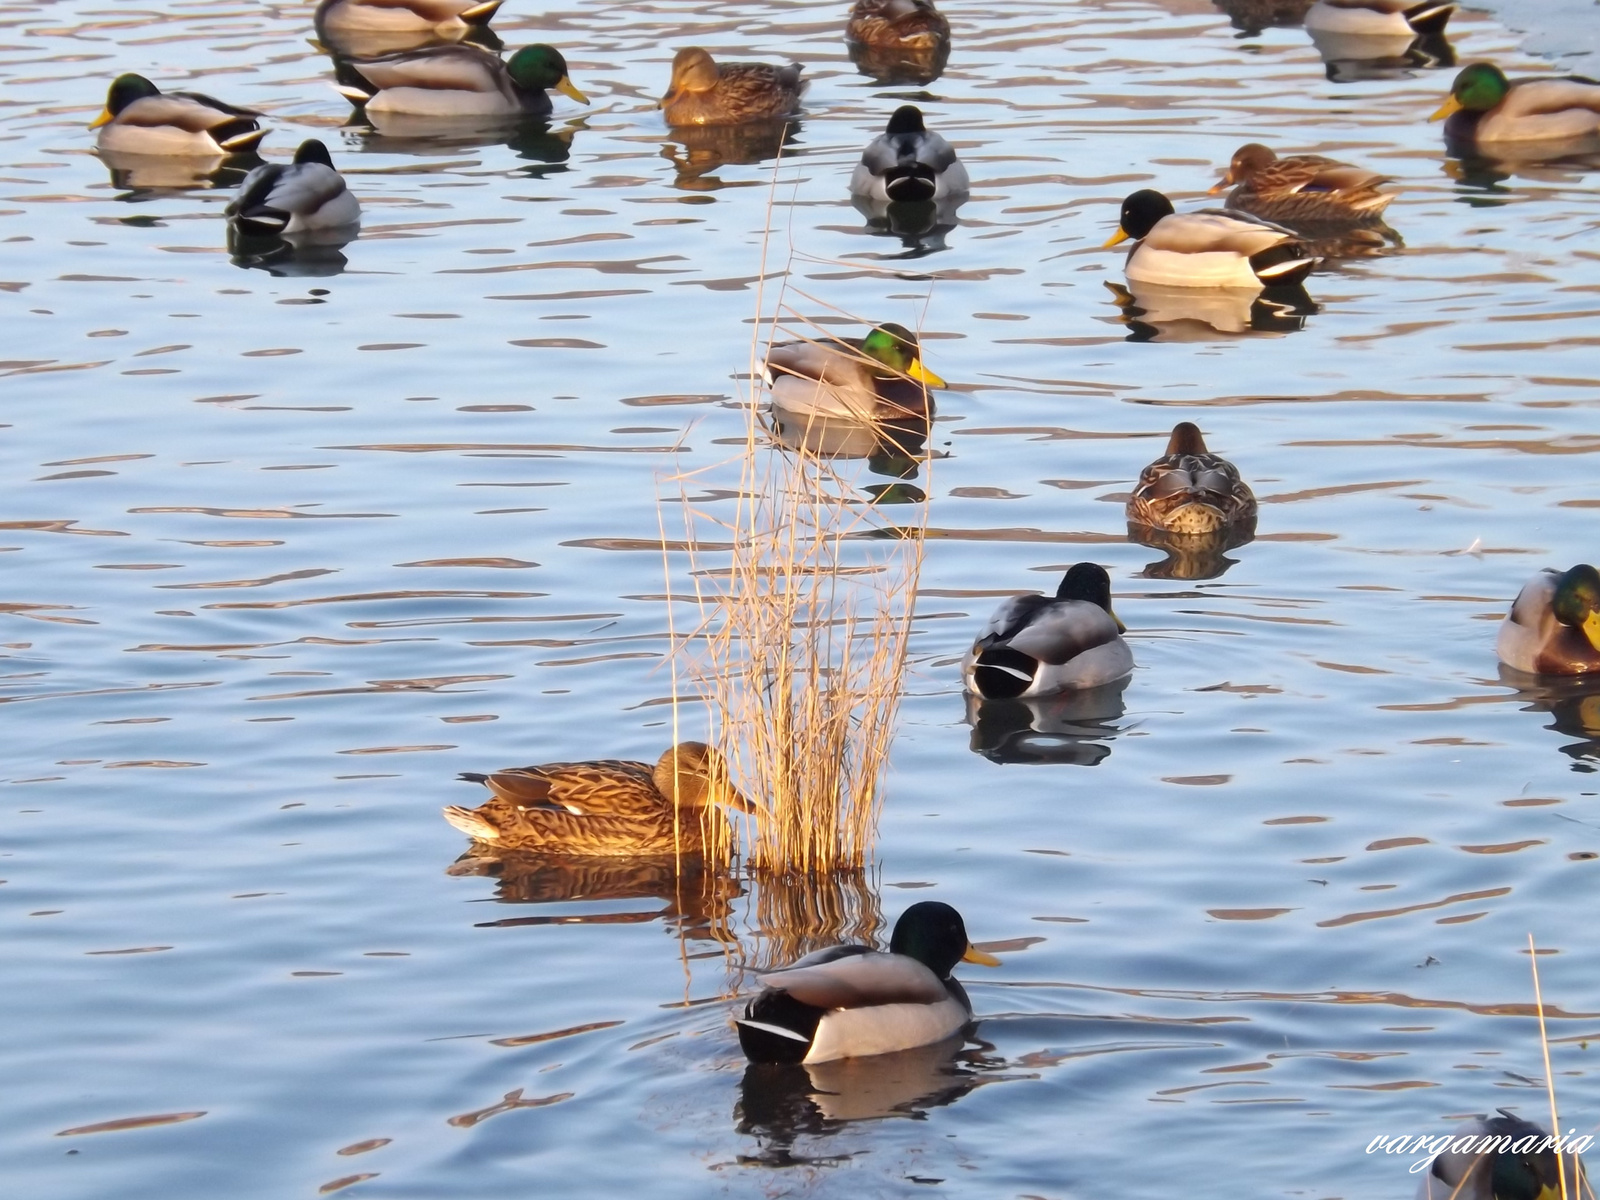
top-left (862, 322), bottom-right (946, 387)
top-left (889, 901), bottom-right (1000, 980)
top-left (1431, 62), bottom-right (1509, 121)
top-left (1553, 564), bottom-right (1600, 650)
top-left (91, 73), bottom-right (160, 127)
top-left (507, 45), bottom-right (588, 104)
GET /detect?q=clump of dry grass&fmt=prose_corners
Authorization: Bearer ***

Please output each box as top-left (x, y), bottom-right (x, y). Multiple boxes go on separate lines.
top-left (659, 229), bottom-right (932, 880)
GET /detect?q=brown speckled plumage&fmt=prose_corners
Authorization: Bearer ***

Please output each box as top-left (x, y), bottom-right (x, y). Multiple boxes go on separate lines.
top-left (1126, 422), bottom-right (1257, 538)
top-left (1215, 143), bottom-right (1394, 228)
top-left (660, 47), bottom-right (804, 127)
top-left (443, 742), bottom-right (753, 856)
top-left (847, 0), bottom-right (949, 51)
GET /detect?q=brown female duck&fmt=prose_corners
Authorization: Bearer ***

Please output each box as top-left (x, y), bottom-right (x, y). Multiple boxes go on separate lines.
top-left (847, 0), bottom-right (949, 53)
top-left (1127, 422), bottom-right (1257, 538)
top-left (1210, 143), bottom-right (1394, 227)
top-left (1498, 565), bottom-right (1600, 676)
top-left (444, 742), bottom-right (754, 855)
top-left (660, 47), bottom-right (804, 127)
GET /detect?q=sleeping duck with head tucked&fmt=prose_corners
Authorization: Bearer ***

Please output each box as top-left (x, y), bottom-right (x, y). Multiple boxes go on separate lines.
top-left (737, 901), bottom-right (1000, 1063)
top-left (444, 742), bottom-right (755, 856)
top-left (963, 563), bottom-right (1133, 700)
top-left (1497, 565), bottom-right (1600, 677)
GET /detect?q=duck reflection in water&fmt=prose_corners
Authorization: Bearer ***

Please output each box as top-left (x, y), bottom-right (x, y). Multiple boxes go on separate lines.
top-left (343, 113), bottom-right (577, 176)
top-left (965, 679), bottom-right (1129, 766)
top-left (769, 409), bottom-right (931, 490)
top-left (735, 1036), bottom-right (994, 1165)
top-left (851, 193), bottom-right (966, 257)
top-left (448, 851), bottom-right (742, 940)
top-left (846, 0), bottom-right (951, 86)
top-left (663, 120), bottom-right (800, 192)
top-left (228, 225), bottom-right (357, 278)
top-left (1106, 279), bottom-right (1316, 342)
top-left (100, 150), bottom-right (261, 196)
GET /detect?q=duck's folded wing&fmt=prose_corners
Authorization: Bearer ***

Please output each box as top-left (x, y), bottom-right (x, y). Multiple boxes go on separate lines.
top-left (765, 339), bottom-right (870, 385)
top-left (124, 95), bottom-right (247, 132)
top-left (972, 593), bottom-right (1051, 645)
top-left (1506, 77), bottom-right (1600, 118)
top-left (263, 164), bottom-right (349, 215)
top-left (911, 131), bottom-right (959, 172)
top-left (479, 760), bottom-right (655, 815)
top-left (1003, 601), bottom-right (1121, 665)
top-left (354, 46), bottom-right (500, 92)
top-left (757, 950), bottom-right (949, 1008)
top-left (1150, 210), bottom-right (1296, 256)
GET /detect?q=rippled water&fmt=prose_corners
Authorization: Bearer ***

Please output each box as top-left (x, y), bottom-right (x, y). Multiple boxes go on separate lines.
top-left (5, 1), bottom-right (1600, 1197)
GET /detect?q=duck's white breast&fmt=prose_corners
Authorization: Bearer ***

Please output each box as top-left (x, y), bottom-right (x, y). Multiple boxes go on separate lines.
top-left (803, 995), bottom-right (967, 1064)
top-left (1127, 245), bottom-right (1262, 289)
top-left (97, 124), bottom-right (222, 157)
top-left (1305, 1), bottom-right (1410, 36)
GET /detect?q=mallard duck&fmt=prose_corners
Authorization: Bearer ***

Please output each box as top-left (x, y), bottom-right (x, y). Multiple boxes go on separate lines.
top-left (1127, 422), bottom-right (1257, 538)
top-left (846, 0), bottom-right (950, 53)
top-left (1416, 1109), bottom-right (1588, 1199)
top-left (89, 74), bottom-right (267, 157)
top-left (443, 742), bottom-right (755, 856)
top-left (226, 139), bottom-right (360, 235)
top-left (1431, 63), bottom-right (1600, 144)
top-left (1209, 143), bottom-right (1394, 226)
top-left (764, 322), bottom-right (946, 423)
top-left (316, 0), bottom-right (501, 34)
top-left (339, 44), bottom-right (588, 117)
top-left (849, 105), bottom-right (968, 204)
top-left (1497, 565), bottom-right (1600, 676)
top-left (1305, 0), bottom-right (1453, 38)
top-left (962, 563), bottom-right (1133, 699)
top-left (736, 901), bottom-right (1001, 1063)
top-left (660, 47), bottom-right (804, 127)
top-left (1104, 190), bottom-right (1318, 289)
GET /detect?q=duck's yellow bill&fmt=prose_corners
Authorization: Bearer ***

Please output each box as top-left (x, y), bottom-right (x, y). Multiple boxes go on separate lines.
top-left (1206, 178), bottom-right (1229, 195)
top-left (1109, 605), bottom-right (1126, 635)
top-left (89, 107), bottom-right (114, 129)
top-left (1429, 94), bottom-right (1462, 122)
top-left (1103, 228), bottom-right (1129, 248)
top-left (557, 76), bottom-right (589, 105)
top-left (1581, 610), bottom-right (1600, 652)
top-left (908, 357), bottom-right (946, 389)
top-left (963, 944), bottom-right (1002, 967)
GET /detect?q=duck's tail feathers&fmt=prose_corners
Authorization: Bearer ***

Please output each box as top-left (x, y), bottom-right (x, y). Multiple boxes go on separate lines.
top-left (442, 805), bottom-right (501, 841)
top-left (1404, 2), bottom-right (1454, 34)
top-left (736, 1019), bottom-right (811, 1064)
top-left (460, 0), bottom-right (502, 22)
top-left (232, 209), bottom-right (289, 236)
top-left (972, 645), bottom-right (1039, 700)
top-left (885, 162), bottom-right (937, 203)
top-left (457, 771), bottom-right (490, 784)
top-left (336, 85), bottom-right (372, 106)
top-left (1252, 246), bottom-right (1319, 287)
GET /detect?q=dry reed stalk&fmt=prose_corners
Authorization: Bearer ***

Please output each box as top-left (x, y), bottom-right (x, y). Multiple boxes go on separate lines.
top-left (658, 173), bottom-right (933, 881)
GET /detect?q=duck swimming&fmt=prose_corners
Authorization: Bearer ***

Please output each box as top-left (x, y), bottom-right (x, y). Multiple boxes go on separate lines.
top-left (1305, 0), bottom-right (1453, 39)
top-left (1415, 1109), bottom-right (1587, 1199)
top-left (340, 43), bottom-right (588, 118)
top-left (315, 0), bottom-right (501, 34)
top-left (1431, 62), bottom-right (1600, 144)
top-left (1210, 142), bottom-right (1394, 227)
top-left (849, 105), bottom-right (968, 204)
top-left (736, 900), bottom-right (1001, 1064)
top-left (660, 47), bottom-right (804, 126)
top-left (444, 742), bottom-right (755, 856)
top-left (1105, 189), bottom-right (1318, 289)
top-left (1497, 565), bottom-right (1600, 677)
top-left (90, 74), bottom-right (267, 157)
top-left (1127, 422), bottom-right (1257, 538)
top-left (963, 563), bottom-right (1133, 699)
top-left (765, 322), bottom-right (946, 423)
top-left (846, 0), bottom-right (950, 53)
top-left (226, 139), bottom-right (360, 236)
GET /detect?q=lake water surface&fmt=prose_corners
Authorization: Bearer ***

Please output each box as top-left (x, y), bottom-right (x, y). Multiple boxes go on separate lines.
top-left (4, 1), bottom-right (1600, 1197)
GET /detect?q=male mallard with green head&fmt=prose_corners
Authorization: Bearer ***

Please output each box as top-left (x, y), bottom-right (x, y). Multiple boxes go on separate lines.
top-left (340, 43), bottom-right (588, 117)
top-left (444, 742), bottom-right (755, 856)
top-left (90, 74), bottom-right (267, 156)
top-left (963, 563), bottom-right (1133, 699)
top-left (1127, 422), bottom-right (1257, 539)
top-left (1431, 62), bottom-right (1600, 145)
top-left (1210, 143), bottom-right (1394, 227)
top-left (660, 47), bottom-right (804, 127)
top-left (1497, 565), bottom-right (1600, 677)
top-left (1415, 1109), bottom-right (1588, 1199)
top-left (765, 322), bottom-right (946, 423)
top-left (1105, 190), bottom-right (1318, 289)
top-left (737, 901), bottom-right (1001, 1063)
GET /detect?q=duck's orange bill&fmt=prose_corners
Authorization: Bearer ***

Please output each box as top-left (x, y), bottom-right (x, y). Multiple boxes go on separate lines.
top-left (963, 944), bottom-right (1003, 967)
top-left (1206, 177), bottom-right (1230, 194)
top-left (556, 76), bottom-right (589, 105)
top-left (1103, 228), bottom-right (1129, 248)
top-left (89, 107), bottom-right (114, 129)
top-left (908, 357), bottom-right (946, 389)
top-left (1582, 610), bottom-right (1600, 652)
top-left (1429, 95), bottom-right (1462, 122)
top-left (1108, 604), bottom-right (1126, 635)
